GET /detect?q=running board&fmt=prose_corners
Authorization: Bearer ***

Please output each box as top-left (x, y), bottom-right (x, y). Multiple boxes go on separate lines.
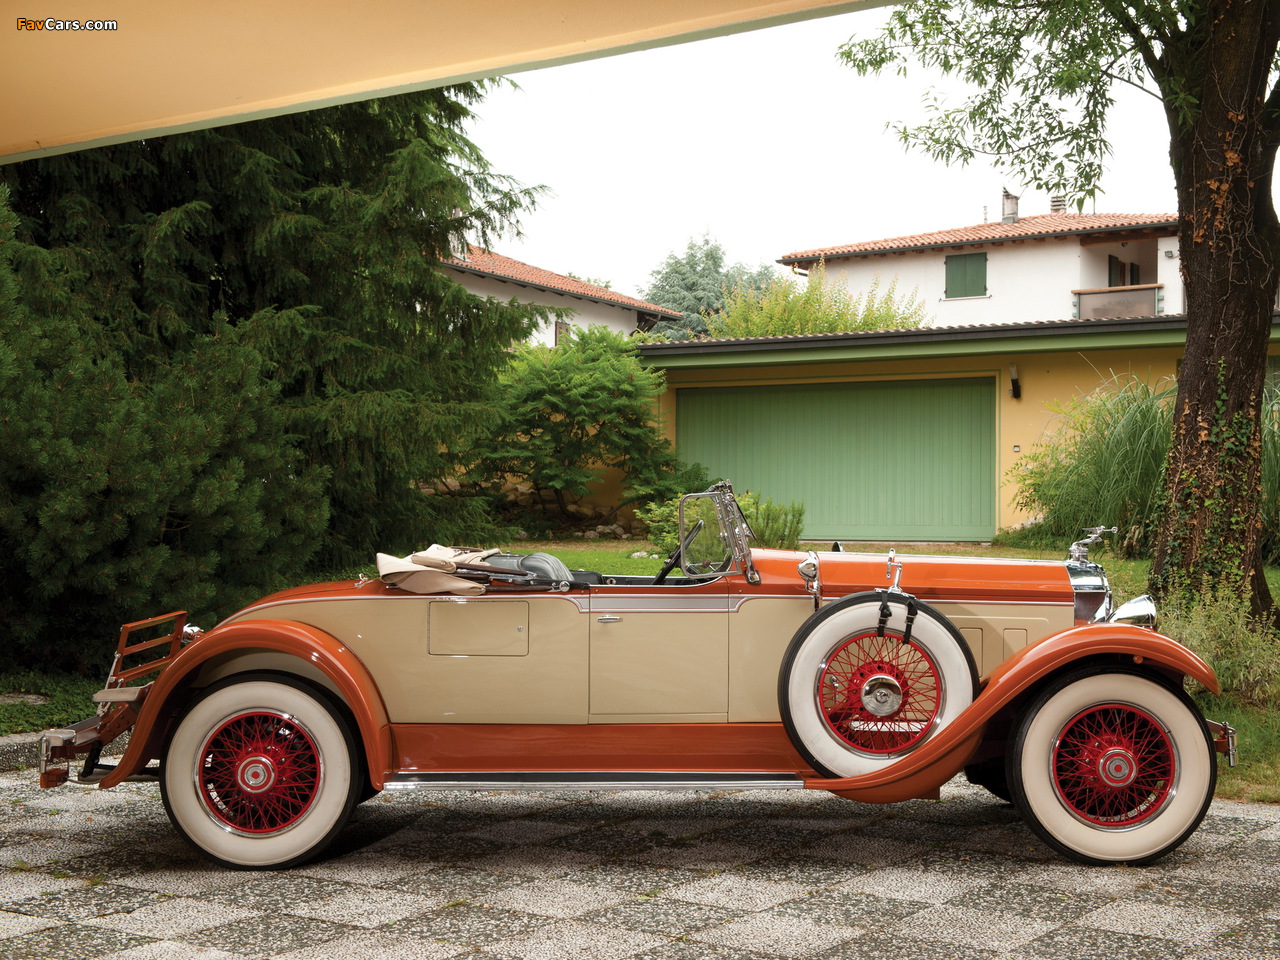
top-left (382, 771), bottom-right (806, 792)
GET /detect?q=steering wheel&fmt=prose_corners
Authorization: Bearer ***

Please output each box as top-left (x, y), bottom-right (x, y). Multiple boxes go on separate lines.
top-left (654, 520), bottom-right (703, 585)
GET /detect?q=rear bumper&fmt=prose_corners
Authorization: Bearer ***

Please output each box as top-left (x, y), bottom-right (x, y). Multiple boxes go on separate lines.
top-left (38, 717), bottom-right (103, 787)
top-left (1207, 719), bottom-right (1239, 767)
top-left (38, 610), bottom-right (189, 789)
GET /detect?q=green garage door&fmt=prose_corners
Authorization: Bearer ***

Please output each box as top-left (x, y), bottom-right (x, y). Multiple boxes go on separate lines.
top-left (676, 378), bottom-right (996, 541)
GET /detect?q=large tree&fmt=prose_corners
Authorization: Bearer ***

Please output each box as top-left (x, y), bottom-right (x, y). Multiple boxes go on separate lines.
top-left (0, 86), bottom-right (551, 664)
top-left (841, 0), bottom-right (1280, 618)
top-left (2, 86), bottom-right (551, 575)
top-left (642, 234), bottom-right (776, 338)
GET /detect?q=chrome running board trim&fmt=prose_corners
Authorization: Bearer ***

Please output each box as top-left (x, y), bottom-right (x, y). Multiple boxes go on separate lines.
top-left (382, 771), bottom-right (806, 792)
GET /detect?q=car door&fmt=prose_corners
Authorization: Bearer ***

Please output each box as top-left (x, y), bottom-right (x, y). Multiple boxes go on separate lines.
top-left (587, 578), bottom-right (731, 723)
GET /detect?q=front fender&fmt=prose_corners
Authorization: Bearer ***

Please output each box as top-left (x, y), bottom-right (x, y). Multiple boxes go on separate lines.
top-left (99, 619), bottom-right (393, 790)
top-left (807, 624), bottom-right (1218, 801)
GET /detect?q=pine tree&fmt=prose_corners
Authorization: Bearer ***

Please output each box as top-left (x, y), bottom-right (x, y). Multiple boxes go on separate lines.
top-left (0, 85), bottom-right (550, 664)
top-left (3, 85), bottom-right (550, 558)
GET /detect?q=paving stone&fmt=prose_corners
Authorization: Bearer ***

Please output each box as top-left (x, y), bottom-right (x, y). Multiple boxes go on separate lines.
top-left (692, 911), bottom-right (861, 957)
top-left (0, 921), bottom-right (155, 959)
top-left (1008, 925), bottom-right (1194, 960)
top-left (582, 895), bottom-right (743, 935)
top-left (183, 914), bottom-right (355, 955)
top-left (0, 769), bottom-right (1277, 960)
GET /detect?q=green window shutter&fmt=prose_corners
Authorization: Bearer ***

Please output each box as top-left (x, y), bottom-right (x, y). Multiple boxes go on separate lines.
top-left (945, 253), bottom-right (987, 298)
top-left (1108, 255), bottom-right (1125, 287)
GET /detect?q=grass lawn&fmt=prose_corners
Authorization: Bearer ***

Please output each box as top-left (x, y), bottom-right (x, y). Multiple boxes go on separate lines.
top-left (4, 538), bottom-right (1273, 802)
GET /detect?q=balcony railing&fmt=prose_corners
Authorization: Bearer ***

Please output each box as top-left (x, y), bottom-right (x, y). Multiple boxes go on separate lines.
top-left (1073, 284), bottom-right (1163, 319)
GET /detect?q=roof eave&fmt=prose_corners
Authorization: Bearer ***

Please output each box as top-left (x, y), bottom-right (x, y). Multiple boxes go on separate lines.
top-left (637, 313), bottom-right (1280, 368)
top-left (778, 220), bottom-right (1180, 267)
top-left (445, 261), bottom-right (681, 321)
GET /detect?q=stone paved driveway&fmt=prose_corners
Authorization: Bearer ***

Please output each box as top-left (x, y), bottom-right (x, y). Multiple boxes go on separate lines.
top-left (0, 768), bottom-right (1277, 960)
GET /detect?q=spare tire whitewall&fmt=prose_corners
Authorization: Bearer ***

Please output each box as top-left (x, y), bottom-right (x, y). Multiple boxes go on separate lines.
top-left (1007, 668), bottom-right (1216, 865)
top-left (779, 593), bottom-right (978, 778)
top-left (161, 675), bottom-right (361, 869)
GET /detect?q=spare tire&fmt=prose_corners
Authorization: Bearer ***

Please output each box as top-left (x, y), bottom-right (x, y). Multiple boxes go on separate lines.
top-left (778, 592), bottom-right (978, 778)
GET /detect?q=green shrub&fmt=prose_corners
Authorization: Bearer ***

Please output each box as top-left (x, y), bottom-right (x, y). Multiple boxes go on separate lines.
top-left (636, 488), bottom-right (806, 552)
top-left (1013, 375), bottom-right (1173, 556)
top-left (744, 495), bottom-right (806, 550)
top-left (464, 327), bottom-right (705, 527)
top-left (1159, 590), bottom-right (1280, 708)
top-left (1014, 375), bottom-right (1280, 563)
top-left (708, 263), bottom-right (927, 338)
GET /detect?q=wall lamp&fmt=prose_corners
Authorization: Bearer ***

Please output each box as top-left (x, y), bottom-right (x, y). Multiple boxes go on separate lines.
top-left (1009, 363), bottom-right (1022, 399)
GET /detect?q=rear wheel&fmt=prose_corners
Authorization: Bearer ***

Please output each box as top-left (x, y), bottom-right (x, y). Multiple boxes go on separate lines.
top-left (161, 675), bottom-right (360, 869)
top-left (779, 593), bottom-right (977, 778)
top-left (1007, 668), bottom-right (1215, 865)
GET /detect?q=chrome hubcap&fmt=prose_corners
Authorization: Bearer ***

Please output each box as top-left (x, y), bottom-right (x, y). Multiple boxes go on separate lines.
top-left (1097, 747), bottom-right (1137, 788)
top-left (236, 756), bottom-right (277, 794)
top-left (860, 674), bottom-right (904, 718)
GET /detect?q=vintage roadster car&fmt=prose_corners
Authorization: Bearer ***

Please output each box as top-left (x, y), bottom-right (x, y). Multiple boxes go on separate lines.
top-left (40, 482), bottom-right (1235, 869)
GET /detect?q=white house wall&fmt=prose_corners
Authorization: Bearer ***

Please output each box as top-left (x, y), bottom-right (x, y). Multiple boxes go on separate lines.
top-left (821, 237), bottom-right (1084, 326)
top-left (448, 271), bottom-right (639, 346)
top-left (1158, 236), bottom-right (1185, 314)
top-left (820, 234), bottom-right (1173, 326)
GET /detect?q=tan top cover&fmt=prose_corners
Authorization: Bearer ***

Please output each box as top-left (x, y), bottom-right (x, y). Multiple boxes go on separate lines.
top-left (375, 545), bottom-right (499, 596)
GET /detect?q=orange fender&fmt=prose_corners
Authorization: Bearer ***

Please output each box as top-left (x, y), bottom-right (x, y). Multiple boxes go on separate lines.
top-left (99, 619), bottom-right (393, 790)
top-left (808, 624), bottom-right (1219, 802)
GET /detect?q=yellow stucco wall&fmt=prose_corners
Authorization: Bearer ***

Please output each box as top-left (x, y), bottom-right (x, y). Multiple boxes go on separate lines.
top-left (656, 346), bottom-right (1189, 532)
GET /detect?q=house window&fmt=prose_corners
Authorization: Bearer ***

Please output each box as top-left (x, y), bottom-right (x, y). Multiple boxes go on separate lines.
top-left (1129, 262), bottom-right (1140, 285)
top-left (944, 252), bottom-right (987, 299)
top-left (553, 319), bottom-right (571, 345)
top-left (1108, 255), bottom-right (1126, 287)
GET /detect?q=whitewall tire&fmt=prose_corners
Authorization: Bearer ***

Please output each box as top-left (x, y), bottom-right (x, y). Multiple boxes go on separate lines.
top-left (1007, 668), bottom-right (1215, 865)
top-left (779, 593), bottom-right (978, 778)
top-left (161, 675), bottom-right (360, 869)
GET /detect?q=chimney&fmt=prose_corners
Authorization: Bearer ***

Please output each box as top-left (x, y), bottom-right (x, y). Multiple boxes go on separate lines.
top-left (1050, 195), bottom-right (1067, 214)
top-left (1001, 189), bottom-right (1020, 224)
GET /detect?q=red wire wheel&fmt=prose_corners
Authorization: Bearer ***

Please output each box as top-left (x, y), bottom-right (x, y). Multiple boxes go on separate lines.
top-left (1050, 703), bottom-right (1175, 827)
top-left (817, 631), bottom-right (942, 755)
top-left (197, 711), bottom-right (322, 834)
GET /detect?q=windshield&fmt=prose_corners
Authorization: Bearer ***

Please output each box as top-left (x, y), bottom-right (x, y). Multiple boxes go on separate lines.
top-left (676, 482), bottom-right (759, 583)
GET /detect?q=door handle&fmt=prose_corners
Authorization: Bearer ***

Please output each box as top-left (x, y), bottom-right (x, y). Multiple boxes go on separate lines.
top-left (596, 615), bottom-right (622, 623)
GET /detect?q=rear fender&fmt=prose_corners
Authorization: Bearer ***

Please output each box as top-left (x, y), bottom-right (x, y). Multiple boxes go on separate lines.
top-left (809, 624), bottom-right (1219, 802)
top-left (98, 619), bottom-right (392, 789)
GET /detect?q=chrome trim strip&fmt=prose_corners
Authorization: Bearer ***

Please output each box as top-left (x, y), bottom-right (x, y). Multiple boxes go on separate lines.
top-left (221, 592), bottom-right (586, 625)
top-left (382, 772), bottom-right (806, 792)
top-left (821, 596), bottom-right (1074, 608)
top-left (589, 596), bottom-right (733, 614)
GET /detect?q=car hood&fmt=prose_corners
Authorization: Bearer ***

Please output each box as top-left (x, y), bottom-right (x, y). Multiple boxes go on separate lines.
top-left (751, 549), bottom-right (1075, 605)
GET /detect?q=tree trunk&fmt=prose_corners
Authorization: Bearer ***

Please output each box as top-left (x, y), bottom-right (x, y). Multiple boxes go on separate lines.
top-left (1149, 0), bottom-right (1280, 620)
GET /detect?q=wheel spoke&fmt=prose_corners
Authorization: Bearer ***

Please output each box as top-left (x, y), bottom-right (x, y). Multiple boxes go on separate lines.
top-left (197, 710), bottom-right (321, 834)
top-left (1051, 703), bottom-right (1174, 827)
top-left (818, 631), bottom-right (942, 754)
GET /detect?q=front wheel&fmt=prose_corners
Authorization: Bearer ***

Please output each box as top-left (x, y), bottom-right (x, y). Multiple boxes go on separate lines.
top-left (1007, 668), bottom-right (1215, 865)
top-left (161, 675), bottom-right (360, 869)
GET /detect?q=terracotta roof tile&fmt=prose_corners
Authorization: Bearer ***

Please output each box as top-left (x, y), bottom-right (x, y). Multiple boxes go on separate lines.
top-left (446, 246), bottom-right (680, 319)
top-left (780, 212), bottom-right (1178, 264)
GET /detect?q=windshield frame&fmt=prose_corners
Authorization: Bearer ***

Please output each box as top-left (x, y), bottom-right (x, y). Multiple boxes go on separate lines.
top-left (676, 481), bottom-right (760, 584)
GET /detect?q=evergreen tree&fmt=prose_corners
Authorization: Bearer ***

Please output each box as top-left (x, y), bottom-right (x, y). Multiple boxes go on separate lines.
top-left (642, 235), bottom-right (775, 338)
top-left (0, 186), bottom-right (328, 668)
top-left (2, 85), bottom-right (551, 577)
top-left (0, 86), bottom-right (551, 665)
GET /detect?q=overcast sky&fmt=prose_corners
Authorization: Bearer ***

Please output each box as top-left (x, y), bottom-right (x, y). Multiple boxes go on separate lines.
top-left (466, 7), bottom-right (1179, 299)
